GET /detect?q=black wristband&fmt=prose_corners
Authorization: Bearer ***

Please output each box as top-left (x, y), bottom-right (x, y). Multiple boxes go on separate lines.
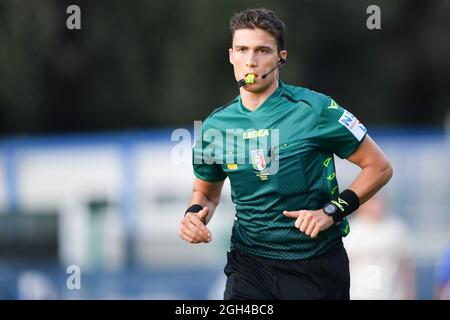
top-left (330, 189), bottom-right (360, 222)
top-left (323, 189), bottom-right (360, 224)
top-left (184, 204), bottom-right (204, 216)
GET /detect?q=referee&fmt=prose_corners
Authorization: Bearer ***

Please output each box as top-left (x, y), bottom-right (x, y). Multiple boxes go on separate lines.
top-left (179, 8), bottom-right (393, 300)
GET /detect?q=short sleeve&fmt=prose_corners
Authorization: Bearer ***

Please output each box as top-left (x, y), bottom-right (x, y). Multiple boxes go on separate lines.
top-left (192, 123), bottom-right (227, 182)
top-left (316, 97), bottom-right (368, 159)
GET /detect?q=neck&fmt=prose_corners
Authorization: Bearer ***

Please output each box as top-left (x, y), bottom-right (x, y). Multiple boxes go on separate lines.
top-left (240, 80), bottom-right (279, 112)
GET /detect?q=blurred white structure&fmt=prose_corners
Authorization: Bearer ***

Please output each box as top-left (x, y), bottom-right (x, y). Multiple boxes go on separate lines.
top-left (343, 195), bottom-right (416, 299)
top-left (17, 271), bottom-right (57, 300)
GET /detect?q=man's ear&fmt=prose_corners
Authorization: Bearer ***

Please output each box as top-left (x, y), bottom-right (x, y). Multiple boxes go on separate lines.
top-left (229, 48), bottom-right (234, 65)
top-left (279, 50), bottom-right (288, 62)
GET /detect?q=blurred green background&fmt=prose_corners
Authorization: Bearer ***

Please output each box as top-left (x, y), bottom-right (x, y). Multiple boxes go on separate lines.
top-left (0, 0), bottom-right (449, 135)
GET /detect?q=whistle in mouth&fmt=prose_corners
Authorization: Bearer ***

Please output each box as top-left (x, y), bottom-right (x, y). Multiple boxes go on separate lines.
top-left (245, 73), bottom-right (256, 84)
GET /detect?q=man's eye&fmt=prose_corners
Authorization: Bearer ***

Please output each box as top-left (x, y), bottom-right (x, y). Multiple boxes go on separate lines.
top-left (258, 49), bottom-right (269, 54)
top-left (237, 48), bottom-right (247, 53)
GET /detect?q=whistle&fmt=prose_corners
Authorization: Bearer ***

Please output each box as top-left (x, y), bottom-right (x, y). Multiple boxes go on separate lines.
top-left (245, 73), bottom-right (256, 84)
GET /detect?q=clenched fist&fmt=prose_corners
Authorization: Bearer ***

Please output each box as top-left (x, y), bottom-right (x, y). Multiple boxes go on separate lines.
top-left (179, 207), bottom-right (212, 243)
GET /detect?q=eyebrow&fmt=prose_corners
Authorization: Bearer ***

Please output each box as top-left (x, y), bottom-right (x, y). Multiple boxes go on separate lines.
top-left (233, 45), bottom-right (274, 51)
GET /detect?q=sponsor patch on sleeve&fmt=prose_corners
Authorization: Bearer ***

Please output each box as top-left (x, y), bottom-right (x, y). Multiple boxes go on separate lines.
top-left (338, 110), bottom-right (367, 141)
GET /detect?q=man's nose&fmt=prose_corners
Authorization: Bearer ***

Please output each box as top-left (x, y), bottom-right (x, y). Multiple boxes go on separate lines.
top-left (245, 52), bottom-right (257, 67)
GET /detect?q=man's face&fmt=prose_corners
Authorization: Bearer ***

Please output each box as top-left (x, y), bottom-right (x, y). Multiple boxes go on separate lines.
top-left (229, 28), bottom-right (287, 93)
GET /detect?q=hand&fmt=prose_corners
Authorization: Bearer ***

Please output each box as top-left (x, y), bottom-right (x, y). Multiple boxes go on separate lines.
top-left (283, 209), bottom-right (334, 239)
top-left (179, 207), bottom-right (212, 243)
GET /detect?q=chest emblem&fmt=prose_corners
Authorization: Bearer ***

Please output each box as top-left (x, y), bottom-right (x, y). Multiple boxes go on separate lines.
top-left (250, 149), bottom-right (267, 171)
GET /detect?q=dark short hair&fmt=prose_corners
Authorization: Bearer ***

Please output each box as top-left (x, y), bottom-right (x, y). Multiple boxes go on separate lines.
top-left (229, 8), bottom-right (286, 51)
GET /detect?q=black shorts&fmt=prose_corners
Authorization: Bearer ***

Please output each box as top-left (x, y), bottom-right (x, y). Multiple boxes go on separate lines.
top-left (223, 242), bottom-right (350, 300)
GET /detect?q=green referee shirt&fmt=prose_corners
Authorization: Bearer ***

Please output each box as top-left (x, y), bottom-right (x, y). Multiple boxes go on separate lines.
top-left (193, 81), bottom-right (367, 260)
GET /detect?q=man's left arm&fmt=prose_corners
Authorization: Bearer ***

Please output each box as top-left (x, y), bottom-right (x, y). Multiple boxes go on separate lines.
top-left (345, 134), bottom-right (393, 204)
top-left (284, 135), bottom-right (393, 238)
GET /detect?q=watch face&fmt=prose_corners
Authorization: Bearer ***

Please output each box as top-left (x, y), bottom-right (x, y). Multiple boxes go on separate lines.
top-left (324, 204), bottom-right (337, 215)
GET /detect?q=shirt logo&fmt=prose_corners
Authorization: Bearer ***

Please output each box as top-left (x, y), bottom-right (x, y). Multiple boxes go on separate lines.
top-left (328, 99), bottom-right (339, 109)
top-left (227, 163), bottom-right (238, 170)
top-left (250, 149), bottom-right (266, 171)
top-left (338, 110), bottom-right (367, 141)
top-left (243, 129), bottom-right (269, 140)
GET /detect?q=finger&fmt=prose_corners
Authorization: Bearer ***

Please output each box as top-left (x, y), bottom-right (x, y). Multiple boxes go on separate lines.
top-left (182, 219), bottom-right (208, 242)
top-left (179, 228), bottom-right (193, 243)
top-left (187, 221), bottom-right (211, 242)
top-left (197, 207), bottom-right (209, 220)
top-left (189, 218), bottom-right (211, 240)
top-left (181, 226), bottom-right (198, 242)
top-left (310, 224), bottom-right (322, 239)
top-left (300, 216), bottom-right (311, 233)
top-left (283, 210), bottom-right (300, 218)
top-left (180, 232), bottom-right (193, 243)
top-left (295, 216), bottom-right (303, 229)
top-left (183, 225), bottom-right (208, 243)
top-left (305, 220), bottom-right (316, 236)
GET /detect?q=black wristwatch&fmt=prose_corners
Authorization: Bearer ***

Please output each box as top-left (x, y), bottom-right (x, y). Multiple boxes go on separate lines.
top-left (322, 202), bottom-right (340, 224)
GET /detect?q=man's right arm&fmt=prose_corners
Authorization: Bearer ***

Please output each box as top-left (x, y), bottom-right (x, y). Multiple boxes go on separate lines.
top-left (179, 178), bottom-right (225, 243)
